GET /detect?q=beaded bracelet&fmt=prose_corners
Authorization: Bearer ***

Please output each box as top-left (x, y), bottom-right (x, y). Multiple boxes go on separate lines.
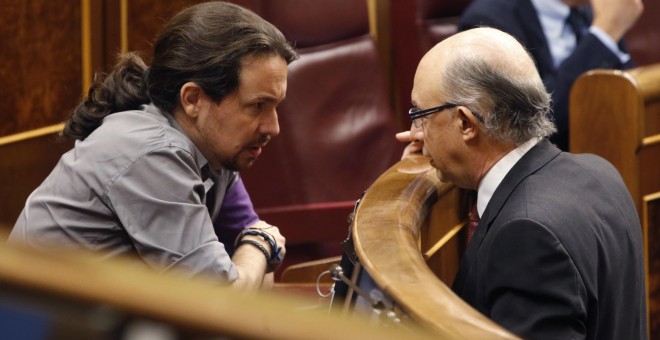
top-left (237, 239), bottom-right (271, 263)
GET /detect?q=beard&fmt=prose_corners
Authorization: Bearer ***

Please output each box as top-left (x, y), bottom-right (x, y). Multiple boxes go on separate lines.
top-left (221, 134), bottom-right (270, 171)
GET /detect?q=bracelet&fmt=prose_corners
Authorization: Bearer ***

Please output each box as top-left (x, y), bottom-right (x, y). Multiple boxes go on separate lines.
top-left (235, 229), bottom-right (278, 261)
top-left (237, 239), bottom-right (271, 263)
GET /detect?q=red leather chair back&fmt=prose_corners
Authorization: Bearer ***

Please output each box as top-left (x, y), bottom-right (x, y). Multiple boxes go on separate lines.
top-left (390, 0), bottom-right (472, 126)
top-left (240, 0), bottom-right (401, 263)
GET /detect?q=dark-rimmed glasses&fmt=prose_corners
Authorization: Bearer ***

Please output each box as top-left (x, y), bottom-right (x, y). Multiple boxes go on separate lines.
top-left (409, 102), bottom-right (484, 128)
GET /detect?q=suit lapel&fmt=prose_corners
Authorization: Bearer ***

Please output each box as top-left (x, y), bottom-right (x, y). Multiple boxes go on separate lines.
top-left (452, 140), bottom-right (561, 293)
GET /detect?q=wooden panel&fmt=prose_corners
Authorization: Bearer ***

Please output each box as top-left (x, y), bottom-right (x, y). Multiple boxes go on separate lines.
top-left (421, 186), bottom-right (469, 286)
top-left (0, 0), bottom-right (82, 136)
top-left (125, 0), bottom-right (256, 61)
top-left (0, 126), bottom-right (72, 235)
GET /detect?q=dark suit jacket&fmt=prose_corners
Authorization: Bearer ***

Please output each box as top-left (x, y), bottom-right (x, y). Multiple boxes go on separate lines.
top-left (458, 0), bottom-right (633, 151)
top-left (452, 140), bottom-right (646, 339)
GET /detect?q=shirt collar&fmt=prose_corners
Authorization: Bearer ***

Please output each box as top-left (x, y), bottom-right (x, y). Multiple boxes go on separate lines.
top-left (476, 137), bottom-right (542, 217)
top-left (142, 103), bottom-right (210, 171)
top-left (530, 0), bottom-right (570, 20)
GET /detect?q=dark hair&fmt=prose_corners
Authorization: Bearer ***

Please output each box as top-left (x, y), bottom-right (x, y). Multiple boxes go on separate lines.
top-left (64, 1), bottom-right (297, 140)
top-left (64, 53), bottom-right (148, 140)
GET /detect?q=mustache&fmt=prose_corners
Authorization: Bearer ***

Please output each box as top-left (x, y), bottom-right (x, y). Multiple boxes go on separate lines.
top-left (246, 134), bottom-right (271, 148)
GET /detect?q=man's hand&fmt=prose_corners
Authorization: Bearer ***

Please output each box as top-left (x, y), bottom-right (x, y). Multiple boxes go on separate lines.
top-left (396, 129), bottom-right (425, 159)
top-left (230, 220), bottom-right (286, 290)
top-left (591, 0), bottom-right (643, 42)
top-left (248, 220), bottom-right (286, 271)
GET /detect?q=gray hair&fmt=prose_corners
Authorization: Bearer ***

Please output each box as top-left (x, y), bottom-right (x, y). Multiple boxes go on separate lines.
top-left (441, 54), bottom-right (556, 145)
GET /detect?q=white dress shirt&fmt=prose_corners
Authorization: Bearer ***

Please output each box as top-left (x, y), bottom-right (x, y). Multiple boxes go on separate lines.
top-left (530, 0), bottom-right (630, 67)
top-left (476, 137), bottom-right (542, 218)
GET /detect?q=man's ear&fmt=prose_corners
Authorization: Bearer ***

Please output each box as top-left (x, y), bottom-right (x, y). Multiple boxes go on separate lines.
top-left (458, 106), bottom-right (479, 141)
top-left (179, 82), bottom-right (204, 118)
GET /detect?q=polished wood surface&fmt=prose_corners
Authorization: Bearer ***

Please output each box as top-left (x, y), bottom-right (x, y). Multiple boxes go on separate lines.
top-left (570, 63), bottom-right (660, 213)
top-left (0, 1), bottom-right (82, 136)
top-left (0, 241), bottom-right (436, 339)
top-left (351, 155), bottom-right (518, 339)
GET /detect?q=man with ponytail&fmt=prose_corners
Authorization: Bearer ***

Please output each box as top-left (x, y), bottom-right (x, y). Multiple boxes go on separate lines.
top-left (9, 2), bottom-right (297, 289)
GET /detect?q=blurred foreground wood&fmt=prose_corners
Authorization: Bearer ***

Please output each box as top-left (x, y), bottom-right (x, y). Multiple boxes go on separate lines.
top-left (0, 241), bottom-right (435, 339)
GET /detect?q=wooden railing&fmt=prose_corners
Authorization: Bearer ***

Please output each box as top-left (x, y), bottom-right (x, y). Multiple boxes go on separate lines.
top-left (344, 155), bottom-right (518, 338)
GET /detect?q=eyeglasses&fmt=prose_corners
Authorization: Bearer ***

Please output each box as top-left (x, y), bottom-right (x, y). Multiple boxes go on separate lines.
top-left (409, 102), bottom-right (484, 128)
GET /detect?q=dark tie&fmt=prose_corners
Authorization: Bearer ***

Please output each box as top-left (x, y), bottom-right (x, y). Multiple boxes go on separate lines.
top-left (567, 7), bottom-right (589, 43)
top-left (467, 203), bottom-right (480, 242)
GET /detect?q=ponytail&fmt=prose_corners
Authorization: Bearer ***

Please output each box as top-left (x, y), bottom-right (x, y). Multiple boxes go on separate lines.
top-left (64, 52), bottom-right (149, 140)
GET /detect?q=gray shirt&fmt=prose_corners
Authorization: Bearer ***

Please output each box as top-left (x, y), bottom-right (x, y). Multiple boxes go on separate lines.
top-left (9, 104), bottom-right (238, 282)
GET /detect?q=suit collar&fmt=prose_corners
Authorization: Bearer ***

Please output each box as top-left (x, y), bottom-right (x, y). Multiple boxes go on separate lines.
top-left (452, 140), bottom-right (561, 292)
top-left (479, 139), bottom-right (560, 227)
top-left (477, 137), bottom-right (542, 217)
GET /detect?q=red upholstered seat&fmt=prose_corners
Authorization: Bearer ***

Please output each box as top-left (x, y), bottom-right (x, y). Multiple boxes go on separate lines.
top-left (239, 0), bottom-right (401, 269)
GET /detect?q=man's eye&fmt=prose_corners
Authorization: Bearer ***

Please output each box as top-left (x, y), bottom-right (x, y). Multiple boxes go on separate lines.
top-left (254, 102), bottom-right (265, 110)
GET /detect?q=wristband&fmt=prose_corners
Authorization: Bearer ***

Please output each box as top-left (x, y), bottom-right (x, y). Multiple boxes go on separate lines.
top-left (236, 228), bottom-right (279, 261)
top-left (237, 239), bottom-right (271, 263)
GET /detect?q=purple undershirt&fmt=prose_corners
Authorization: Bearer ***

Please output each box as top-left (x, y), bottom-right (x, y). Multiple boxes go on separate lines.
top-left (213, 177), bottom-right (260, 255)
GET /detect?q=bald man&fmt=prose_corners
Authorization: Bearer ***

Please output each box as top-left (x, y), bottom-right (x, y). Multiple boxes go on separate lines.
top-left (399, 0), bottom-right (643, 153)
top-left (409, 27), bottom-right (646, 339)
top-left (458, 0), bottom-right (643, 151)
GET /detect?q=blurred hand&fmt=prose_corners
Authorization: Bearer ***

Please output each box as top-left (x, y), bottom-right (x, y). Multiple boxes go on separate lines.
top-left (396, 129), bottom-right (425, 160)
top-left (591, 0), bottom-right (643, 41)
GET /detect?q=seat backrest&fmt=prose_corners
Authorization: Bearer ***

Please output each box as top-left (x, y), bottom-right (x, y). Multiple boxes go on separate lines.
top-left (570, 64), bottom-right (660, 212)
top-left (389, 0), bottom-right (472, 125)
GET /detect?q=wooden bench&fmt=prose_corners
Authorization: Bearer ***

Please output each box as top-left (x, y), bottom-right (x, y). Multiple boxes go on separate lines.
top-left (570, 64), bottom-right (660, 212)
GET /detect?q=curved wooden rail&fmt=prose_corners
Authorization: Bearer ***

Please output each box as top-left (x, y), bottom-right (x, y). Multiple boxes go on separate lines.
top-left (352, 155), bottom-right (518, 339)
